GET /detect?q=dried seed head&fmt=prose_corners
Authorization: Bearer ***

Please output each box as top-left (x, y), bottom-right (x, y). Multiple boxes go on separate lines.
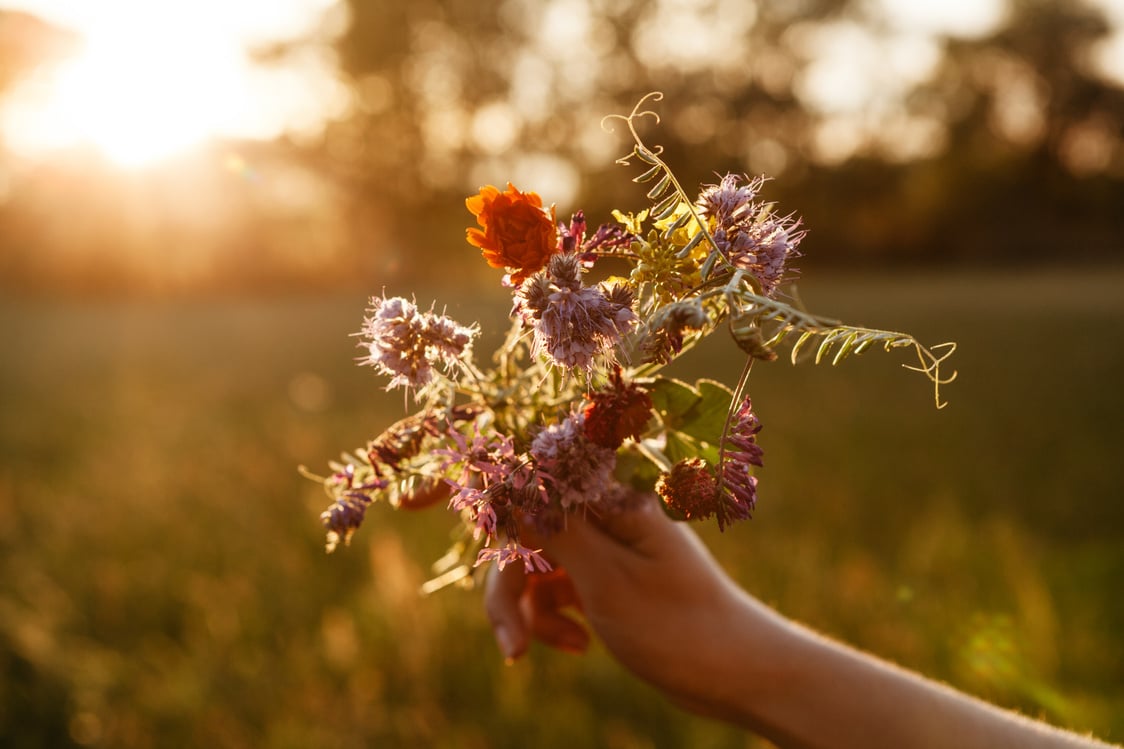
top-left (656, 458), bottom-right (719, 521)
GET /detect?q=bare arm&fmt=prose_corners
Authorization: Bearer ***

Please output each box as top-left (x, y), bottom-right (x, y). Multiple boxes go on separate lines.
top-left (484, 498), bottom-right (1114, 749)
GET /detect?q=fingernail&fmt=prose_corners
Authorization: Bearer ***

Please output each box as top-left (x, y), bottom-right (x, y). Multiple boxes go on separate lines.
top-left (495, 624), bottom-right (519, 661)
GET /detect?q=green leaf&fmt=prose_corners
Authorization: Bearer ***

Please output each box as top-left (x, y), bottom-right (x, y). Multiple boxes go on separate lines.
top-left (815, 333), bottom-right (841, 364)
top-left (647, 173), bottom-right (672, 200)
top-left (791, 329), bottom-right (816, 363)
top-left (661, 209), bottom-right (692, 238)
top-left (664, 430), bottom-right (701, 464)
top-left (832, 331), bottom-right (859, 365)
top-left (653, 195), bottom-right (681, 220)
top-left (648, 377), bottom-right (700, 426)
top-left (648, 377), bottom-right (733, 464)
top-left (614, 444), bottom-right (664, 489)
top-left (633, 164), bottom-right (662, 183)
top-left (689, 380), bottom-right (736, 443)
top-left (635, 146), bottom-right (660, 165)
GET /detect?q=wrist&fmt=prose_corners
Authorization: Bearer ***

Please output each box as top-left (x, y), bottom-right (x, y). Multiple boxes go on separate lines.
top-left (662, 583), bottom-right (796, 730)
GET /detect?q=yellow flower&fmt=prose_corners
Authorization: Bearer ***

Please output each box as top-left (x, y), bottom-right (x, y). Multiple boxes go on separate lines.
top-left (654, 203), bottom-right (706, 262)
top-left (611, 208), bottom-right (649, 236)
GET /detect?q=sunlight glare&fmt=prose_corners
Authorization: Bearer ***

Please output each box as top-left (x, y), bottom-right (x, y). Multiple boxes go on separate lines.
top-left (0, 1), bottom-right (350, 168)
top-left (875, 0), bottom-right (1009, 39)
top-left (1088, 0), bottom-right (1124, 87)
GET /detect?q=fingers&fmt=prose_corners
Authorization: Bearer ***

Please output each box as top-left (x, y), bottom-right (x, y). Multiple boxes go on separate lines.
top-left (484, 562), bottom-right (590, 660)
top-left (483, 510), bottom-right (589, 662)
top-left (484, 494), bottom-right (686, 663)
top-left (484, 560), bottom-right (530, 661)
top-left (522, 570), bottom-right (590, 654)
top-left (590, 494), bottom-right (674, 549)
top-left (543, 495), bottom-right (672, 574)
top-left (525, 567), bottom-right (583, 613)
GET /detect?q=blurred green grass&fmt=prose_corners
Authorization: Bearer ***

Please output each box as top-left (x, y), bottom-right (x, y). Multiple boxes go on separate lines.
top-left (2, 268), bottom-right (1122, 747)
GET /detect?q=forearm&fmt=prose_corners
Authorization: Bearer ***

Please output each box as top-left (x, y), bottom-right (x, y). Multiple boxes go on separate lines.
top-left (712, 596), bottom-right (1110, 749)
top-left (508, 507), bottom-right (1113, 747)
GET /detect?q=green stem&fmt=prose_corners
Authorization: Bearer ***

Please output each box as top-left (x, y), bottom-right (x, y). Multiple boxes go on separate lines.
top-left (715, 355), bottom-right (755, 495)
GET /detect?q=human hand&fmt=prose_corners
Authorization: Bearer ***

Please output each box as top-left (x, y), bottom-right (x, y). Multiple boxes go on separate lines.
top-left (484, 495), bottom-right (781, 722)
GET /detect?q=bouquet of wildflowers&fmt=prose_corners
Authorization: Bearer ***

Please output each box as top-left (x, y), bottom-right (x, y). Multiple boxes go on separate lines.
top-left (308, 94), bottom-right (955, 592)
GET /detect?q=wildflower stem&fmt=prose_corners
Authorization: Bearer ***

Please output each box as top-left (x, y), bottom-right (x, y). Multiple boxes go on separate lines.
top-left (460, 358), bottom-right (488, 389)
top-left (634, 440), bottom-right (673, 472)
top-left (715, 355), bottom-right (755, 497)
top-left (297, 465), bottom-right (328, 483)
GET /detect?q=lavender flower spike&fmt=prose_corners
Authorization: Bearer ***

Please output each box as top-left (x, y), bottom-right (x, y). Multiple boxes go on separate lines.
top-left (320, 494), bottom-right (372, 553)
top-left (717, 396), bottom-right (764, 530)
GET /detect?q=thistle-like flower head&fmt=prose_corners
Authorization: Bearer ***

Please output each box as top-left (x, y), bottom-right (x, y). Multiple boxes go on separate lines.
top-left (643, 299), bottom-right (710, 363)
top-left (583, 367), bottom-right (653, 449)
top-left (513, 253), bottom-right (638, 371)
top-left (530, 411), bottom-right (617, 509)
top-left (697, 173), bottom-right (765, 224)
top-left (657, 458), bottom-right (719, 521)
top-left (320, 494), bottom-right (373, 553)
top-left (696, 174), bottom-right (804, 297)
top-left (358, 295), bottom-right (478, 393)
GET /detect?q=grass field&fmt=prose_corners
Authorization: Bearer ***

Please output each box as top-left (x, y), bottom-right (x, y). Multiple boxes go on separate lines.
top-left (2, 267), bottom-right (1122, 747)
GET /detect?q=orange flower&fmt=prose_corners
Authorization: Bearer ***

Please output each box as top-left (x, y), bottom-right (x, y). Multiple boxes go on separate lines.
top-left (466, 183), bottom-right (558, 284)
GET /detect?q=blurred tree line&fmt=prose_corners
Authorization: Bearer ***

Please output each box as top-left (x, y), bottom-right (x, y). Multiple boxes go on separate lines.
top-left (1, 0), bottom-right (1122, 294)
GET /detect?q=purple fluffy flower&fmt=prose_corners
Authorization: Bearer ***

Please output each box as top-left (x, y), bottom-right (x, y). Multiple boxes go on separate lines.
top-left (438, 427), bottom-right (552, 571)
top-left (558, 211), bottom-right (588, 254)
top-left (477, 543), bottom-right (553, 573)
top-left (514, 253), bottom-right (637, 370)
top-left (559, 210), bottom-right (635, 263)
top-left (319, 465), bottom-right (389, 552)
top-left (531, 411), bottom-right (617, 509)
top-left (358, 295), bottom-right (477, 392)
top-left (698, 173), bottom-right (766, 223)
top-left (697, 174), bottom-right (804, 297)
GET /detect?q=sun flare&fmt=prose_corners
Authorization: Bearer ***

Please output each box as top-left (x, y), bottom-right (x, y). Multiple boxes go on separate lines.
top-left (17, 28), bottom-right (238, 167)
top-left (0, 1), bottom-right (349, 168)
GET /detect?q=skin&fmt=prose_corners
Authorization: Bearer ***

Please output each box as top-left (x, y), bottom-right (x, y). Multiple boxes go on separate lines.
top-left (483, 497), bottom-right (1115, 749)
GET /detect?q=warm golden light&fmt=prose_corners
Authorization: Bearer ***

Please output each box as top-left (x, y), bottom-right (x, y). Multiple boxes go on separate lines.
top-left (11, 29), bottom-right (228, 166)
top-left (0, 1), bottom-right (350, 168)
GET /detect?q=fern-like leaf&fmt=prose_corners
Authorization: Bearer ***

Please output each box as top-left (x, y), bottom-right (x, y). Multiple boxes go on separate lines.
top-left (716, 279), bottom-right (957, 407)
top-left (603, 92), bottom-right (730, 276)
top-left (605, 93), bottom-right (957, 408)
